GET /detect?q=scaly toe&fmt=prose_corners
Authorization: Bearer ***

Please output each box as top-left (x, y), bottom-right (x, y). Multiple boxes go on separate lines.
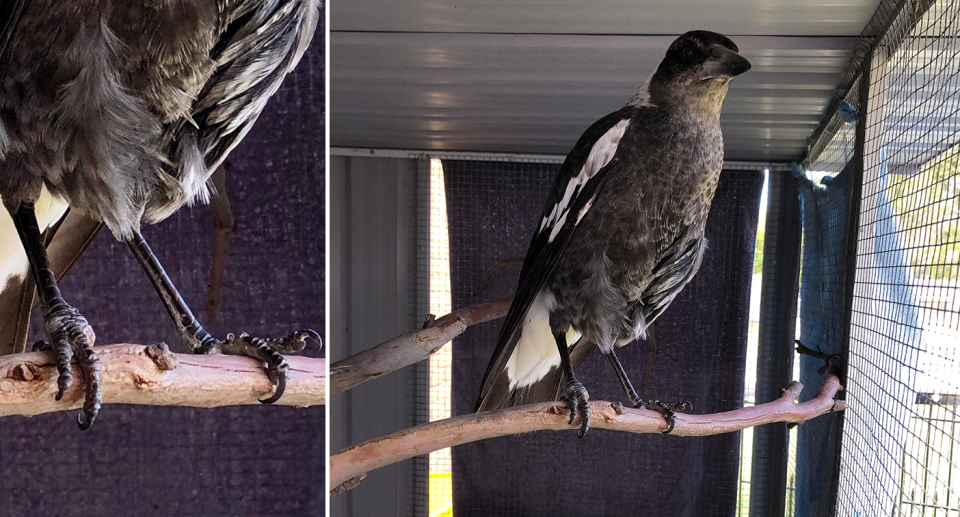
top-left (640, 399), bottom-right (690, 434)
top-left (563, 379), bottom-right (591, 438)
top-left (214, 332), bottom-right (295, 404)
top-left (42, 303), bottom-right (101, 429)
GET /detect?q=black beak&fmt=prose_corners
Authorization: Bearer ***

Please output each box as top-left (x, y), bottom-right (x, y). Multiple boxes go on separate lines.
top-left (697, 44), bottom-right (751, 81)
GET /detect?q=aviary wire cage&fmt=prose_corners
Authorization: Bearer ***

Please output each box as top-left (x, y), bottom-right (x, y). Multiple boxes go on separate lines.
top-left (802, 0), bottom-right (960, 514)
top-left (397, 1), bottom-right (960, 513)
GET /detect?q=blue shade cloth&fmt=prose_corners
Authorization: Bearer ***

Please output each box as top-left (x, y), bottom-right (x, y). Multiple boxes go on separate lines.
top-left (794, 160), bottom-right (852, 516)
top-left (0, 29), bottom-right (325, 517)
top-left (445, 160), bottom-right (763, 517)
top-left (794, 150), bottom-right (922, 516)
top-left (838, 101), bottom-right (859, 124)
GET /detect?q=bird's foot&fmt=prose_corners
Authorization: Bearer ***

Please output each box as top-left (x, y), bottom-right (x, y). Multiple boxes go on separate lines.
top-left (34, 303), bottom-right (101, 430)
top-left (559, 378), bottom-right (590, 438)
top-left (795, 340), bottom-right (843, 376)
top-left (200, 329), bottom-right (321, 404)
top-left (637, 399), bottom-right (692, 434)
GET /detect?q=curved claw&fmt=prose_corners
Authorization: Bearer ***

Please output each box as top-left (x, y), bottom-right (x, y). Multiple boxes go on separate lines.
top-left (662, 416), bottom-right (676, 434)
top-left (300, 329), bottom-right (323, 350)
top-left (77, 406), bottom-right (98, 431)
top-left (259, 371), bottom-right (286, 405)
top-left (54, 373), bottom-right (72, 401)
top-left (256, 340), bottom-right (289, 404)
top-left (42, 304), bottom-right (101, 429)
top-left (216, 330), bottom-right (309, 404)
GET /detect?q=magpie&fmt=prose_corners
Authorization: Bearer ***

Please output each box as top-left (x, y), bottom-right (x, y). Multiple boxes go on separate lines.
top-left (475, 31), bottom-right (751, 437)
top-left (0, 0), bottom-right (319, 429)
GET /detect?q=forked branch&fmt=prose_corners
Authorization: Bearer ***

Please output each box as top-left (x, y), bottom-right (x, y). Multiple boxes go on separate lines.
top-left (0, 343), bottom-right (326, 417)
top-left (330, 375), bottom-right (846, 492)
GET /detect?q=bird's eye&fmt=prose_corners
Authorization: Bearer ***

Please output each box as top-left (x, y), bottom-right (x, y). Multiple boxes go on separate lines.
top-left (682, 48), bottom-right (695, 60)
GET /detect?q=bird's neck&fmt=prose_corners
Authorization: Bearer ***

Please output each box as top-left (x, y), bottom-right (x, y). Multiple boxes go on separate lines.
top-left (642, 80), bottom-right (729, 124)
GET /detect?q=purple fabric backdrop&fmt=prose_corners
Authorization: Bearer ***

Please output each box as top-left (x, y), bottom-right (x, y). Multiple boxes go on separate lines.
top-left (0, 24), bottom-right (325, 517)
top-left (445, 160), bottom-right (762, 517)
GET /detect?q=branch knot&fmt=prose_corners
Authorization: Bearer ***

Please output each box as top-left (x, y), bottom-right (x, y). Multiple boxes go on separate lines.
top-left (145, 343), bottom-right (179, 371)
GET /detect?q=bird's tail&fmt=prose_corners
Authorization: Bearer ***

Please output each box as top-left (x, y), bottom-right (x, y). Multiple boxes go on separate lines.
top-left (475, 338), bottom-right (597, 412)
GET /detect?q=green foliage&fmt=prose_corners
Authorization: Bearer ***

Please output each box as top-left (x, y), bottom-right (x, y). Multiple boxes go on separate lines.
top-left (889, 147), bottom-right (960, 280)
top-left (753, 227), bottom-right (765, 274)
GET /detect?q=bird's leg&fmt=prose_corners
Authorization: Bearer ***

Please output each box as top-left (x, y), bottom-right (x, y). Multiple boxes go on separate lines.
top-left (555, 332), bottom-right (590, 438)
top-left (126, 231), bottom-right (319, 404)
top-left (604, 349), bottom-right (643, 407)
top-left (605, 348), bottom-right (691, 434)
top-left (9, 202), bottom-right (101, 429)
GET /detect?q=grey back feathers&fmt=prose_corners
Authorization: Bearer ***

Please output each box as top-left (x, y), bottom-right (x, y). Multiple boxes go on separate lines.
top-left (0, 0), bottom-right (319, 238)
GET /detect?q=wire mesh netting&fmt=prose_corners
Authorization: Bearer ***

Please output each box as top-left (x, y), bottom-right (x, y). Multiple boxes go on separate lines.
top-left (799, 0), bottom-right (960, 514)
top-left (843, 0), bottom-right (960, 511)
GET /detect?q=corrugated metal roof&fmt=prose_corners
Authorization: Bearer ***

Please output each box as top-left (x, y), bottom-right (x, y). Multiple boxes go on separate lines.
top-left (332, 1), bottom-right (880, 161)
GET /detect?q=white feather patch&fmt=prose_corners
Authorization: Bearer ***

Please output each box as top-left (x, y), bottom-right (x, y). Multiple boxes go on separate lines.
top-left (504, 290), bottom-right (583, 390)
top-left (505, 289), bottom-right (560, 390)
top-left (180, 140), bottom-right (211, 206)
top-left (540, 119), bottom-right (630, 241)
top-left (0, 188), bottom-right (69, 291)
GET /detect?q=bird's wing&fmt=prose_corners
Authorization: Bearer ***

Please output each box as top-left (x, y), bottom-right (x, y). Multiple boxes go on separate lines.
top-left (191, 0), bottom-right (319, 171)
top-left (0, 211), bottom-right (103, 355)
top-left (641, 212), bottom-right (709, 326)
top-left (476, 108), bottom-right (635, 411)
top-left (151, 0), bottom-right (319, 218)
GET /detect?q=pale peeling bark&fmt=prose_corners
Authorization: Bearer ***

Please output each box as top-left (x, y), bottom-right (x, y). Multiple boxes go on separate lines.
top-left (0, 344), bottom-right (325, 417)
top-left (331, 375), bottom-right (846, 493)
top-left (330, 296), bottom-right (513, 394)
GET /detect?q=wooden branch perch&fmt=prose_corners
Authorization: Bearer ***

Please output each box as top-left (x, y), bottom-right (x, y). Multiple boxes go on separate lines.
top-left (330, 296), bottom-right (512, 394)
top-left (331, 375), bottom-right (846, 492)
top-left (0, 344), bottom-right (326, 418)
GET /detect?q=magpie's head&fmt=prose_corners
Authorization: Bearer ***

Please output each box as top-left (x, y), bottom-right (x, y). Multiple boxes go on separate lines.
top-left (643, 31), bottom-right (750, 109)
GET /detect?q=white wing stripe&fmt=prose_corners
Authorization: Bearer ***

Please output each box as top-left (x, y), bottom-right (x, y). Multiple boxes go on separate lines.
top-left (576, 192), bottom-right (598, 225)
top-left (541, 118), bottom-right (630, 240)
top-left (548, 210), bottom-right (568, 241)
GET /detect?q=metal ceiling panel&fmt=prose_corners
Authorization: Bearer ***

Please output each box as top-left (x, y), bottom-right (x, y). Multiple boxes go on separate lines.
top-left (332, 32), bottom-right (859, 160)
top-left (332, 0), bottom-right (880, 37)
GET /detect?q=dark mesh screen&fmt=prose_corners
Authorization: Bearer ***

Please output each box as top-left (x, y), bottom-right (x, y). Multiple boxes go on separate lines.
top-left (444, 159), bottom-right (763, 517)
